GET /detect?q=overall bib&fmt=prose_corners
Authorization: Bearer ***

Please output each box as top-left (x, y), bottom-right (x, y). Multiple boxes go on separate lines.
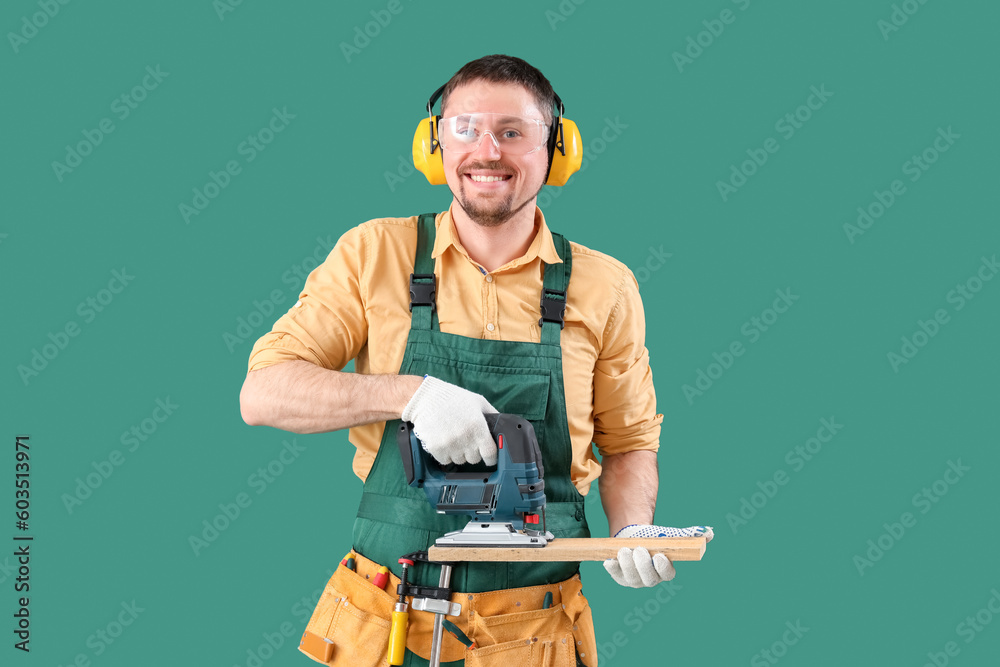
top-left (355, 213), bottom-right (590, 664)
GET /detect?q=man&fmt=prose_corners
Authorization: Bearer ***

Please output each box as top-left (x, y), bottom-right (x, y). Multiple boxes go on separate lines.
top-left (240, 55), bottom-right (711, 666)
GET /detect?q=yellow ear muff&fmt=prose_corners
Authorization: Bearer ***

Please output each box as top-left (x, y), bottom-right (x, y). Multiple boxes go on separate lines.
top-left (412, 116), bottom-right (446, 185)
top-left (545, 117), bottom-right (582, 186)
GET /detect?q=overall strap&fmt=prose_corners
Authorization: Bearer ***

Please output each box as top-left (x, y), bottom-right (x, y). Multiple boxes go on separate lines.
top-left (408, 214), bottom-right (573, 340)
top-left (409, 213), bottom-right (439, 331)
top-left (539, 232), bottom-right (572, 345)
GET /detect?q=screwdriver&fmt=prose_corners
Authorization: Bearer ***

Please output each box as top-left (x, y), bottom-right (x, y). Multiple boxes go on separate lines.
top-left (372, 565), bottom-right (390, 590)
top-left (388, 557), bottom-right (413, 666)
top-left (442, 619), bottom-right (475, 649)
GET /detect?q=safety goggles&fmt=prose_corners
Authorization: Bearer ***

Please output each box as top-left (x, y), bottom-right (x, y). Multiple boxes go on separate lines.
top-left (437, 113), bottom-right (550, 155)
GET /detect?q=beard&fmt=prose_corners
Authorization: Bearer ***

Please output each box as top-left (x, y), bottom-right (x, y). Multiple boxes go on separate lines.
top-left (454, 161), bottom-right (545, 228)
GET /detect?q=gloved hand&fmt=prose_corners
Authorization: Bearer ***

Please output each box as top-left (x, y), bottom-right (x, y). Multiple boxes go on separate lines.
top-left (401, 376), bottom-right (498, 465)
top-left (604, 525), bottom-right (714, 588)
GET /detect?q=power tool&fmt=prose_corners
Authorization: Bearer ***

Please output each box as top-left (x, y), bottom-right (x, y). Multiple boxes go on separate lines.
top-left (396, 413), bottom-right (554, 547)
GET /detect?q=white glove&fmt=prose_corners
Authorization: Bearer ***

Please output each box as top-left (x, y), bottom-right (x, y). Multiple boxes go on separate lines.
top-left (604, 525), bottom-right (714, 588)
top-left (401, 376), bottom-right (498, 465)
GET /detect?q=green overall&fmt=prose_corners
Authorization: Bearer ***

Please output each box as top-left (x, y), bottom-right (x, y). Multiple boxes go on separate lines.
top-left (352, 213), bottom-right (590, 665)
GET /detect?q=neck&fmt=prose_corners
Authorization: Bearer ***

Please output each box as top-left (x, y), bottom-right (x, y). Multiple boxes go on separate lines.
top-left (449, 200), bottom-right (538, 273)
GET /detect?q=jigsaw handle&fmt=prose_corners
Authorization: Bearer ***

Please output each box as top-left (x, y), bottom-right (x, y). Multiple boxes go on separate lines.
top-left (396, 414), bottom-right (544, 483)
top-left (396, 414), bottom-right (547, 529)
top-left (396, 421), bottom-right (419, 486)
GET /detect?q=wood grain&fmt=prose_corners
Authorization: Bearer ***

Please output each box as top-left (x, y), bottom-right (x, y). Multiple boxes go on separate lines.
top-left (428, 537), bottom-right (707, 562)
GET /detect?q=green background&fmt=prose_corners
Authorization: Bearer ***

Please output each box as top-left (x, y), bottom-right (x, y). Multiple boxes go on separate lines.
top-left (3, 1), bottom-right (998, 665)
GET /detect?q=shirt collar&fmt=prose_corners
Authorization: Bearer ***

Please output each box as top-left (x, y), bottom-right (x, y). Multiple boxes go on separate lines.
top-left (432, 204), bottom-right (563, 267)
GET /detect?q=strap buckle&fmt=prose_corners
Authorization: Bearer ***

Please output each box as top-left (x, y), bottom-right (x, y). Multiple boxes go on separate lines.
top-left (539, 288), bottom-right (566, 329)
top-left (409, 273), bottom-right (436, 312)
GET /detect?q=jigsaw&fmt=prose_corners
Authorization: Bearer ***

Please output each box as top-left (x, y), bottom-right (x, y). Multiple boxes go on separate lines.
top-left (396, 413), bottom-right (555, 547)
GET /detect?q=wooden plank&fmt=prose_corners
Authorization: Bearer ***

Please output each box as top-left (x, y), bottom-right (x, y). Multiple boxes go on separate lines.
top-left (428, 537), bottom-right (706, 563)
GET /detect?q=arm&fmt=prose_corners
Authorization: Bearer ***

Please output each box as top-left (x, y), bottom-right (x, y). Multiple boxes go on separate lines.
top-left (240, 224), bottom-right (426, 434)
top-left (600, 449), bottom-right (712, 588)
top-left (598, 449), bottom-right (658, 536)
top-left (592, 269), bottom-right (663, 535)
top-left (240, 224), bottom-right (497, 460)
top-left (240, 363), bottom-right (497, 463)
top-left (240, 360), bottom-right (424, 434)
top-left (592, 271), bottom-right (711, 587)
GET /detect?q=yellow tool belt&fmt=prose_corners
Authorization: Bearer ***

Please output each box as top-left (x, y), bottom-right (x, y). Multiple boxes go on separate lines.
top-left (299, 552), bottom-right (597, 666)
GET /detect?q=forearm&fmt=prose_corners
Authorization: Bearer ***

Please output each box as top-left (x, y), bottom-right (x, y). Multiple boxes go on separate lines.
top-left (240, 360), bottom-right (424, 434)
top-left (599, 449), bottom-right (659, 536)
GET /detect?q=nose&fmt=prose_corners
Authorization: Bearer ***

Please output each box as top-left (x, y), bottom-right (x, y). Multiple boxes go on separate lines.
top-left (470, 131), bottom-right (502, 160)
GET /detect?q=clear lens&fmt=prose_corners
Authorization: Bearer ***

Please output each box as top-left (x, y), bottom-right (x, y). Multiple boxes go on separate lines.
top-left (437, 114), bottom-right (549, 155)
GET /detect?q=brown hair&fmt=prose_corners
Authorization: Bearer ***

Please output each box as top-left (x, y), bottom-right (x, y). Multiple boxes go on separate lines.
top-left (440, 54), bottom-right (556, 126)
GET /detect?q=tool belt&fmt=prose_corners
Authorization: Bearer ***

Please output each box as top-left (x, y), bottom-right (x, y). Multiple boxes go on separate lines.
top-left (299, 552), bottom-right (597, 666)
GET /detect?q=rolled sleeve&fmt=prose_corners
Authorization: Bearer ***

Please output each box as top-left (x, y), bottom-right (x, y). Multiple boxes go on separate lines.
top-left (592, 269), bottom-right (663, 457)
top-left (248, 226), bottom-right (369, 373)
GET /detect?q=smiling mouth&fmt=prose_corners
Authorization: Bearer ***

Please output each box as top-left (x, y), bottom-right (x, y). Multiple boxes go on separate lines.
top-left (470, 175), bottom-right (510, 182)
top-left (466, 174), bottom-right (512, 183)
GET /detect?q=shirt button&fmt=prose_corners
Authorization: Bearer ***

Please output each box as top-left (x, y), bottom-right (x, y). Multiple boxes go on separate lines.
top-left (486, 323), bottom-right (495, 332)
top-left (485, 275), bottom-right (493, 283)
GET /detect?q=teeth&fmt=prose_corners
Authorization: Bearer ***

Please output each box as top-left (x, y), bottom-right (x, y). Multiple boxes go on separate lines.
top-left (470, 175), bottom-right (508, 182)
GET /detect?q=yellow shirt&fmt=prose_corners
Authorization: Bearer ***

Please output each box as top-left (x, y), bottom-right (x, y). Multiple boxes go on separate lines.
top-left (247, 205), bottom-right (662, 494)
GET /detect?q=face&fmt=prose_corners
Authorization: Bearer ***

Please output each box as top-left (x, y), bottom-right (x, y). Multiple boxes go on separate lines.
top-left (441, 81), bottom-right (550, 228)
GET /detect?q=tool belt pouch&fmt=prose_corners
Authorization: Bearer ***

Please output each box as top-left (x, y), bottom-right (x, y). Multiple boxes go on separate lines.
top-left (298, 554), bottom-right (597, 667)
top-left (298, 555), bottom-right (394, 665)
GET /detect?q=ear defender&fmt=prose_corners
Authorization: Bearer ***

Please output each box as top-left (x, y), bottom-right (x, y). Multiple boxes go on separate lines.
top-left (412, 112), bottom-right (446, 185)
top-left (411, 85), bottom-right (583, 187)
top-left (543, 93), bottom-right (583, 186)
